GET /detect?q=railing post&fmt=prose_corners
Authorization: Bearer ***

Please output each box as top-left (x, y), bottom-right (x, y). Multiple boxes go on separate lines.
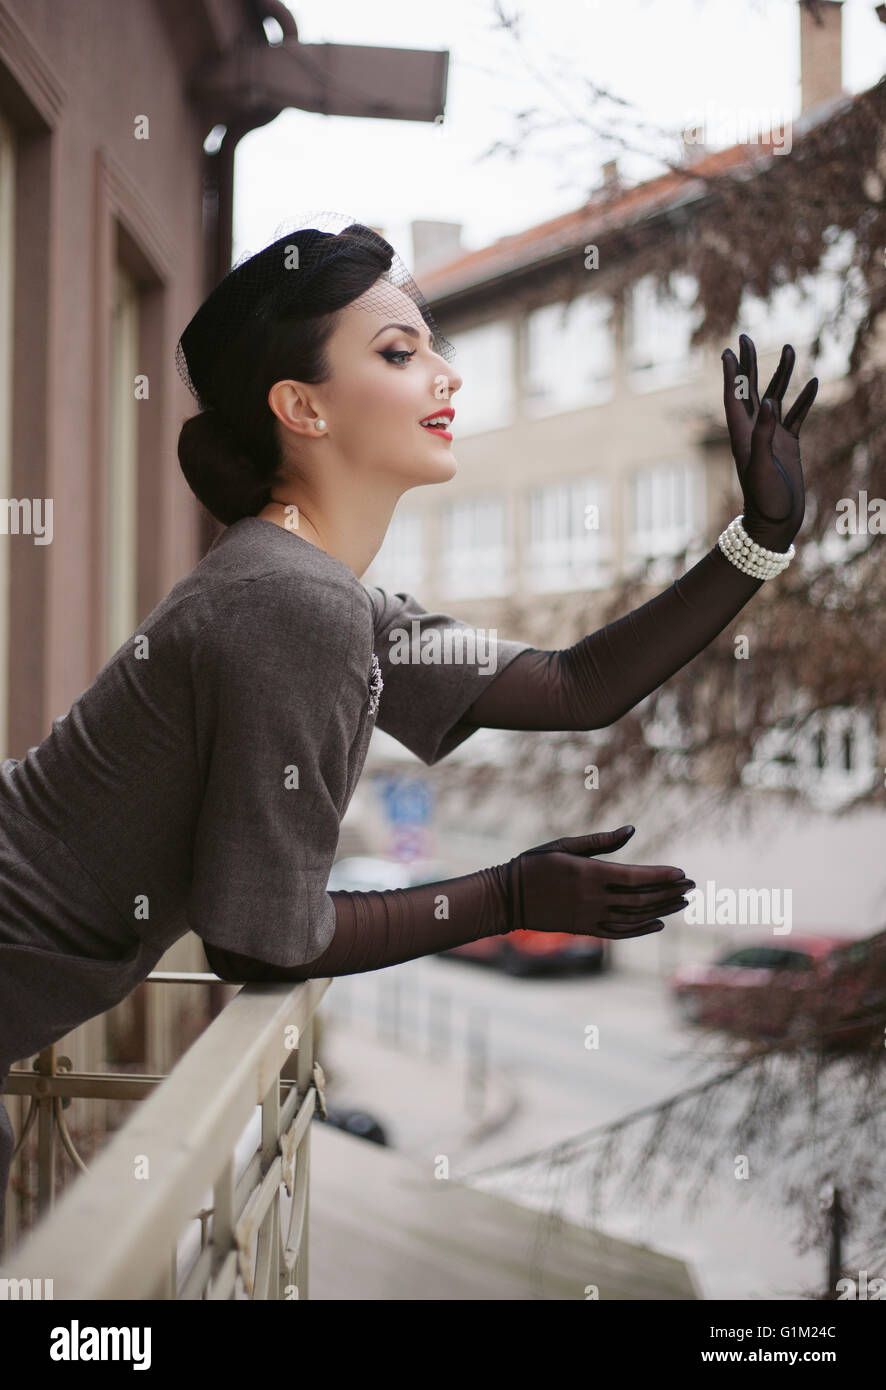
top-left (465, 1006), bottom-right (489, 1119)
top-left (428, 988), bottom-right (451, 1061)
top-left (35, 1047), bottom-right (58, 1216)
top-left (295, 1014), bottom-right (314, 1300)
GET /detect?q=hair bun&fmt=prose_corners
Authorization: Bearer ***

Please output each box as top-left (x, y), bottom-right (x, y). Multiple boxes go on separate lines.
top-left (177, 408), bottom-right (272, 528)
top-left (174, 218), bottom-right (453, 528)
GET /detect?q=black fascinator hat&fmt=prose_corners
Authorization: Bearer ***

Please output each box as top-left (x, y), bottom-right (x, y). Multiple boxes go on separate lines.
top-left (176, 209), bottom-right (455, 412)
top-left (173, 210), bottom-right (456, 527)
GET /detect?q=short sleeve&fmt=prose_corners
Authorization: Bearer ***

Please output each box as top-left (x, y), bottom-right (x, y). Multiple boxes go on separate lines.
top-left (363, 585), bottom-right (533, 766)
top-left (187, 573), bottom-right (368, 968)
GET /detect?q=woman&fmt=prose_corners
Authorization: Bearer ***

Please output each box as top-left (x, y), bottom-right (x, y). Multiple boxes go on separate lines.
top-left (0, 218), bottom-right (816, 1230)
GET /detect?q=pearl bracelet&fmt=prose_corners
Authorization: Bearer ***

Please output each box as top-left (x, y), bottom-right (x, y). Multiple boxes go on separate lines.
top-left (717, 514), bottom-right (795, 580)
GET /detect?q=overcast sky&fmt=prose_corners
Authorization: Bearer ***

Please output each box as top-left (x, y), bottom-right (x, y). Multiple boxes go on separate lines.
top-left (233, 0), bottom-right (886, 270)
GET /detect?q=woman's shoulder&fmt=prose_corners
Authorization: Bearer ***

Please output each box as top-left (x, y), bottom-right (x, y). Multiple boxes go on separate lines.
top-left (191, 535), bottom-right (375, 679)
top-left (207, 519), bottom-right (371, 607)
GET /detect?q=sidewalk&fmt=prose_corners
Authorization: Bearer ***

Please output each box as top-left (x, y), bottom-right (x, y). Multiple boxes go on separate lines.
top-left (308, 1121), bottom-right (700, 1300)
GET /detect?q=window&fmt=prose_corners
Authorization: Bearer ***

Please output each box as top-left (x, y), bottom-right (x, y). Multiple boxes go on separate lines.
top-left (717, 947), bottom-right (812, 971)
top-left (441, 496), bottom-right (508, 598)
top-left (801, 442), bottom-right (872, 570)
top-left (779, 951), bottom-right (814, 973)
top-left (739, 228), bottom-right (863, 382)
top-left (363, 509), bottom-right (427, 593)
top-left (524, 293), bottom-right (613, 416)
top-left (105, 263), bottom-right (139, 659)
top-left (718, 947), bottom-right (787, 969)
top-left (627, 272), bottom-right (701, 391)
top-left (627, 461), bottom-right (706, 564)
top-left (449, 321), bottom-right (514, 436)
top-left (0, 111), bottom-right (13, 756)
top-left (740, 705), bottom-right (878, 809)
top-left (526, 475), bottom-right (611, 591)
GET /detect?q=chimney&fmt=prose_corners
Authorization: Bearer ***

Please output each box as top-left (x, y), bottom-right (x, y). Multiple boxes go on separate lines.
top-left (410, 220), bottom-right (463, 275)
top-left (799, 0), bottom-right (845, 116)
top-left (586, 158), bottom-right (623, 202)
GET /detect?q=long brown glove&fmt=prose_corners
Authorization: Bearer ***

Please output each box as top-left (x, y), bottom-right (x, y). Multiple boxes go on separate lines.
top-left (460, 339), bottom-right (817, 734)
top-left (204, 826), bottom-right (693, 981)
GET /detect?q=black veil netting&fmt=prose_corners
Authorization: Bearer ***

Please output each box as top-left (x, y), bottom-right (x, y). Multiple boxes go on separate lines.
top-left (174, 208), bottom-right (456, 411)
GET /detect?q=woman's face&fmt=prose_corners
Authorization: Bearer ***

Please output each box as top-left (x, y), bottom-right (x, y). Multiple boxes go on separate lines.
top-left (285, 283), bottom-right (463, 489)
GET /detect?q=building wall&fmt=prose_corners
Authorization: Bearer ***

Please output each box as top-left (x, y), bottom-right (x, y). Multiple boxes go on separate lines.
top-left (0, 0), bottom-right (212, 753)
top-left (0, 0), bottom-right (249, 1243)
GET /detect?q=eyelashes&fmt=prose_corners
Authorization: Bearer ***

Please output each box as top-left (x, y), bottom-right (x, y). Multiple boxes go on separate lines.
top-left (379, 348), bottom-right (417, 366)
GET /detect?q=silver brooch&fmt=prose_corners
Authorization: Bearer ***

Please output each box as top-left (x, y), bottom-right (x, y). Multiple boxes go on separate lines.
top-left (368, 652), bottom-right (383, 716)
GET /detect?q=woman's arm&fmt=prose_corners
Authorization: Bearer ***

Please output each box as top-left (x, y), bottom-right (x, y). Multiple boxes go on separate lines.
top-left (463, 335), bottom-right (818, 734)
top-left (460, 541), bottom-right (764, 732)
top-left (204, 866), bottom-right (511, 981)
top-left (203, 831), bottom-right (694, 982)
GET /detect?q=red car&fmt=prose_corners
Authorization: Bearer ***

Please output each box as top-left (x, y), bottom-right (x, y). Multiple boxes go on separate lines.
top-left (443, 928), bottom-right (608, 977)
top-left (669, 929), bottom-right (886, 1049)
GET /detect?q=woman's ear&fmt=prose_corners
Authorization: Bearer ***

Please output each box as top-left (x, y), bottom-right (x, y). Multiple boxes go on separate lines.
top-left (268, 379), bottom-right (322, 437)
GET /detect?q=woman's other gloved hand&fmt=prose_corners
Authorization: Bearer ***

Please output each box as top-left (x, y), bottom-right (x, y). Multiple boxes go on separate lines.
top-left (500, 824), bottom-right (694, 939)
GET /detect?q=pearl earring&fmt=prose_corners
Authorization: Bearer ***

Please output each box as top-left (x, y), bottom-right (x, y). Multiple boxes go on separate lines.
top-left (315, 419), bottom-right (326, 431)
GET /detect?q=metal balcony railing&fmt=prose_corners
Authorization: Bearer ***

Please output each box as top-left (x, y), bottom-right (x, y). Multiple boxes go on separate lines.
top-left (0, 969), bottom-right (330, 1299)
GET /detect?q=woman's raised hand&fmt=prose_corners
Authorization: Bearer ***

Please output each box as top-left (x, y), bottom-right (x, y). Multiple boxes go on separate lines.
top-left (502, 825), bottom-right (695, 940)
top-left (721, 333), bottom-right (818, 553)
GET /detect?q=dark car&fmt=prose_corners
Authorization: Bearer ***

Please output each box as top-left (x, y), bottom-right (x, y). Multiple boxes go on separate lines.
top-left (314, 1103), bottom-right (388, 1146)
top-left (668, 929), bottom-right (886, 1049)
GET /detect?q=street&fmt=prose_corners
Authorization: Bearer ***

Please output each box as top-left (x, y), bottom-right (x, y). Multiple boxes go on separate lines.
top-left (322, 951), bottom-right (852, 1300)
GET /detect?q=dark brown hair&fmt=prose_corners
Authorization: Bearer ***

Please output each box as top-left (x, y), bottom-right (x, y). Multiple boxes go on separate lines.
top-left (177, 228), bottom-right (394, 527)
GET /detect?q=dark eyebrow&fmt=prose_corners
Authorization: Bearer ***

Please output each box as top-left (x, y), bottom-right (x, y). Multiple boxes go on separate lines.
top-left (368, 322), bottom-right (433, 347)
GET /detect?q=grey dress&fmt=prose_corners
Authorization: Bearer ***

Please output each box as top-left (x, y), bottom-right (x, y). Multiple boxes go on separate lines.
top-left (0, 516), bottom-right (531, 1225)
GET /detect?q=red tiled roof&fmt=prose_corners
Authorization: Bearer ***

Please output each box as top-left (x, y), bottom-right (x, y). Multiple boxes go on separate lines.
top-left (419, 97), bottom-right (854, 300)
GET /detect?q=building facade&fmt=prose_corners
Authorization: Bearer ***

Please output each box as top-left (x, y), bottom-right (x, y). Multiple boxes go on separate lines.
top-left (355, 0), bottom-right (886, 970)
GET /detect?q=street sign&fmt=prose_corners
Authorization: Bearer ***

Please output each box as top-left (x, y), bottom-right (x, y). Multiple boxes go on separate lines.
top-left (379, 777), bottom-right (433, 826)
top-left (391, 826), bottom-right (431, 863)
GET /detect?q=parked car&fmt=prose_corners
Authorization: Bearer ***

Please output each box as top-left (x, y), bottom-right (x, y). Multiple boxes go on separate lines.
top-left (442, 928), bottom-right (608, 977)
top-left (819, 928), bottom-right (886, 1049)
top-left (328, 855), bottom-right (607, 976)
top-left (314, 1103), bottom-right (388, 1146)
top-left (668, 929), bottom-right (886, 1049)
